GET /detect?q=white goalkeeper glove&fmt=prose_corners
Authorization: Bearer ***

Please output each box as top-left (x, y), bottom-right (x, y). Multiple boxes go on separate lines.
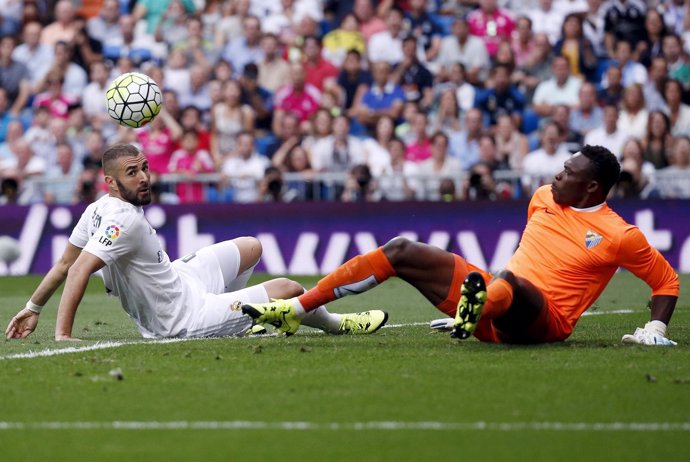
top-left (622, 320), bottom-right (677, 346)
top-left (430, 318), bottom-right (454, 331)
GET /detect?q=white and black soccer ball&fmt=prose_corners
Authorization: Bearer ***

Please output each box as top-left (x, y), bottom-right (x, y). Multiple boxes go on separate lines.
top-left (0, 235), bottom-right (21, 264)
top-left (105, 72), bottom-right (162, 128)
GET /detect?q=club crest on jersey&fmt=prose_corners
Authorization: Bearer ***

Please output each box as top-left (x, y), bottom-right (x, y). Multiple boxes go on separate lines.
top-left (105, 225), bottom-right (120, 239)
top-left (585, 230), bottom-right (603, 249)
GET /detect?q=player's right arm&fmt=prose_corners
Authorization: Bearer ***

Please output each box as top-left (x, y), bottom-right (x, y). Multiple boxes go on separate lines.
top-left (54, 251), bottom-right (106, 341)
top-left (617, 226), bottom-right (680, 346)
top-left (5, 243), bottom-right (82, 340)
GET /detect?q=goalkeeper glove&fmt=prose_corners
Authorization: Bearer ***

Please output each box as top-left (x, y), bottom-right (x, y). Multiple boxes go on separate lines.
top-left (622, 320), bottom-right (677, 346)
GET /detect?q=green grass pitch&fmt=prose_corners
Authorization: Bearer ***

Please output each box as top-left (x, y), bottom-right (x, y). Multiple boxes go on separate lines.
top-left (1, 273), bottom-right (689, 461)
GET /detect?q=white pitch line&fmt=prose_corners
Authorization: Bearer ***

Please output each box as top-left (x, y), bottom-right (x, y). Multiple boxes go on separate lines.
top-left (0, 338), bottom-right (189, 360)
top-left (582, 309), bottom-right (635, 316)
top-left (382, 321), bottom-right (429, 329)
top-left (0, 310), bottom-right (639, 361)
top-left (0, 420), bottom-right (688, 432)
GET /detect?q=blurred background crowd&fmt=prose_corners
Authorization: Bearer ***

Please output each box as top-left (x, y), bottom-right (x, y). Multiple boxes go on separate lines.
top-left (1, 0), bottom-right (690, 205)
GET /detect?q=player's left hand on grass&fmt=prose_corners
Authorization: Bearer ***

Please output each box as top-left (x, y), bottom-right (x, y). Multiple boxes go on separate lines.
top-left (5, 308), bottom-right (39, 340)
top-left (622, 321), bottom-right (677, 346)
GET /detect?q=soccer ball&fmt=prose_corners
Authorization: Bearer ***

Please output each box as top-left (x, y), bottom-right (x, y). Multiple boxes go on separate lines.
top-left (105, 72), bottom-right (162, 128)
top-left (0, 235), bottom-right (21, 264)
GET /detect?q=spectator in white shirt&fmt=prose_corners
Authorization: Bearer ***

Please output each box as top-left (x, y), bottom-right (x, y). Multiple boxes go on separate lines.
top-left (522, 122), bottom-right (572, 194)
top-left (178, 65), bottom-right (212, 113)
top-left (311, 115), bottom-right (366, 173)
top-left (40, 41), bottom-right (87, 101)
top-left (584, 104), bottom-right (629, 159)
top-left (376, 137), bottom-right (420, 201)
top-left (81, 61), bottom-right (110, 122)
top-left (43, 142), bottom-right (82, 204)
top-left (660, 135), bottom-right (690, 198)
top-left (436, 16), bottom-right (490, 85)
top-left (417, 131), bottom-right (463, 200)
top-left (528, 0), bottom-right (566, 45)
top-left (554, 0), bottom-right (589, 15)
top-left (367, 7), bottom-right (405, 66)
top-left (11, 21), bottom-right (54, 89)
top-left (664, 78), bottom-right (690, 136)
top-left (221, 131), bottom-right (269, 203)
top-left (532, 56), bottom-right (582, 117)
top-left (617, 83), bottom-right (649, 139)
top-left (87, 0), bottom-right (122, 45)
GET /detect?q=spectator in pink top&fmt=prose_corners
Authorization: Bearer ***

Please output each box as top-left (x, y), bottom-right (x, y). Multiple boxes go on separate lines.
top-left (168, 129), bottom-right (216, 203)
top-left (32, 71), bottom-right (73, 119)
top-left (354, 0), bottom-right (386, 41)
top-left (302, 35), bottom-right (339, 92)
top-left (467, 0), bottom-right (515, 58)
top-left (272, 62), bottom-right (321, 133)
top-left (405, 112), bottom-right (432, 163)
top-left (136, 108), bottom-right (183, 175)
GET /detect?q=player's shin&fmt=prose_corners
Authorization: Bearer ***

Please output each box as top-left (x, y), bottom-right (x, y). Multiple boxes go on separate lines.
top-left (297, 248), bottom-right (396, 312)
top-left (483, 278), bottom-right (514, 319)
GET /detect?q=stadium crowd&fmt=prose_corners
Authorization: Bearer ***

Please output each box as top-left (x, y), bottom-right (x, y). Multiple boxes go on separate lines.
top-left (1, 0), bottom-right (690, 205)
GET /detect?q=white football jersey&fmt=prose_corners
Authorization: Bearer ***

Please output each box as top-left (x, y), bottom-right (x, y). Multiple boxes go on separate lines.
top-left (69, 195), bottom-right (203, 337)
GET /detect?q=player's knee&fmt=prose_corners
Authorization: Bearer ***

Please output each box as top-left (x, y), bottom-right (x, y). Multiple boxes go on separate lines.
top-left (382, 236), bottom-right (414, 266)
top-left (273, 278), bottom-right (304, 298)
top-left (493, 270), bottom-right (517, 285)
top-left (235, 236), bottom-right (262, 265)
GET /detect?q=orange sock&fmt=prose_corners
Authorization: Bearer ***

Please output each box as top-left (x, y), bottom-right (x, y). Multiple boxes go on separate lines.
top-left (483, 278), bottom-right (514, 319)
top-left (298, 248), bottom-right (396, 312)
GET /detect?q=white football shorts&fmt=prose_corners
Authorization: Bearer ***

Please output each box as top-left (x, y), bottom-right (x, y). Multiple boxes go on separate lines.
top-left (172, 240), bottom-right (268, 338)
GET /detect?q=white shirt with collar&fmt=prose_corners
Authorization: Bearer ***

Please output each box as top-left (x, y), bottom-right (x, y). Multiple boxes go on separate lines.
top-left (533, 76), bottom-right (583, 107)
top-left (12, 43), bottom-right (54, 86)
top-left (522, 144), bottom-right (572, 193)
top-left (368, 31), bottom-right (403, 65)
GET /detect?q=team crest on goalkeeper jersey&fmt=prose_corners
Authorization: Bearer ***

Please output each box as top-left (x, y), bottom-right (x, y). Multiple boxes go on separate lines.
top-left (585, 230), bottom-right (603, 249)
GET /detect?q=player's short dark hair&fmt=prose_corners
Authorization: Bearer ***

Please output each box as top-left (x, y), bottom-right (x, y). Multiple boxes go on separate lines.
top-left (580, 144), bottom-right (621, 196)
top-left (102, 144), bottom-right (141, 175)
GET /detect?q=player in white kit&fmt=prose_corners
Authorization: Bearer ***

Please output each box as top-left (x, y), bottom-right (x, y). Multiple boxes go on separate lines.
top-left (5, 144), bottom-right (388, 340)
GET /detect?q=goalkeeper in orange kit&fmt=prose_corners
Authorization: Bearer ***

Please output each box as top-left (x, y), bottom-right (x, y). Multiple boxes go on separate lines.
top-left (240, 145), bottom-right (679, 345)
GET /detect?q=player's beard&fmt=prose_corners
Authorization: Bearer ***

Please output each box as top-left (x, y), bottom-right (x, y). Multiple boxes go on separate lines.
top-left (116, 179), bottom-right (152, 206)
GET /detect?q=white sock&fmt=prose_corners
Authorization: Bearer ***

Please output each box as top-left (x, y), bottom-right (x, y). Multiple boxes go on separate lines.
top-left (292, 297), bottom-right (307, 318)
top-left (300, 305), bottom-right (342, 333)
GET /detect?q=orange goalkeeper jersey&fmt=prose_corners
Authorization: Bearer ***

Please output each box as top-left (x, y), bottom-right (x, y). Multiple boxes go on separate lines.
top-left (506, 185), bottom-right (679, 337)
